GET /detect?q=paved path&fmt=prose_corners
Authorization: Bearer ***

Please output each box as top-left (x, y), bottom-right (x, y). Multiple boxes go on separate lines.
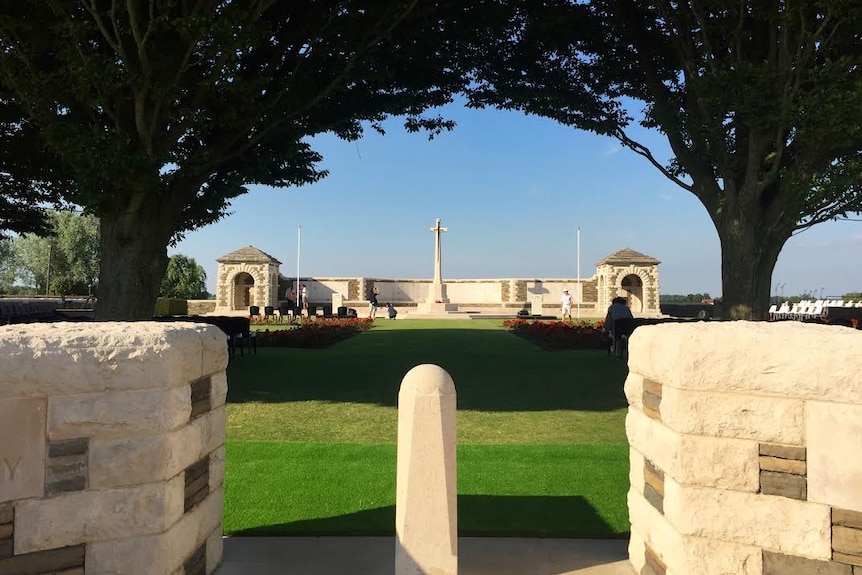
top-left (214, 536), bottom-right (635, 575)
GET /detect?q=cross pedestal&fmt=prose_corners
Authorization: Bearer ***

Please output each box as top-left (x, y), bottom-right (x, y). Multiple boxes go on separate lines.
top-left (415, 218), bottom-right (458, 314)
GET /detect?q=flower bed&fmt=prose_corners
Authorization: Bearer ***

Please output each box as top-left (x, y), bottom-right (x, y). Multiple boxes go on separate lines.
top-left (256, 318), bottom-right (374, 348)
top-left (502, 319), bottom-right (607, 350)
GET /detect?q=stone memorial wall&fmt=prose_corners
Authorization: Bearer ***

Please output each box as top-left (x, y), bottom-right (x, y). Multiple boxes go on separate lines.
top-left (0, 322), bottom-right (228, 575)
top-left (625, 321), bottom-right (862, 575)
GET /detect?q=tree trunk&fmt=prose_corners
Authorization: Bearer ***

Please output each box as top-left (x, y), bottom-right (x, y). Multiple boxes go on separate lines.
top-left (96, 200), bottom-right (174, 320)
top-left (716, 222), bottom-right (789, 320)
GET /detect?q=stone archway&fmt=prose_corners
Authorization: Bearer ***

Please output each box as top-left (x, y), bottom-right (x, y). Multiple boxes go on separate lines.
top-left (233, 272), bottom-right (255, 310)
top-left (621, 273), bottom-right (644, 313)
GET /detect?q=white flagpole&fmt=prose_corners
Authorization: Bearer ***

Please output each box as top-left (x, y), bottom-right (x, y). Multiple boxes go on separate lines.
top-left (297, 225), bottom-right (301, 309)
top-left (577, 227), bottom-right (581, 319)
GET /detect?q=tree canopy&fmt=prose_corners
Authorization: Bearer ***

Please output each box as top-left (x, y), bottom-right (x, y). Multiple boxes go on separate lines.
top-left (5, 210), bottom-right (99, 295)
top-left (467, 0), bottom-right (862, 318)
top-left (0, 1), bottom-right (490, 319)
top-left (160, 254), bottom-right (208, 300)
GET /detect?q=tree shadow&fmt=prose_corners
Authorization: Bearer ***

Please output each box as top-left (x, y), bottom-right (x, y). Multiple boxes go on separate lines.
top-left (226, 328), bottom-right (629, 412)
top-left (230, 494), bottom-right (626, 539)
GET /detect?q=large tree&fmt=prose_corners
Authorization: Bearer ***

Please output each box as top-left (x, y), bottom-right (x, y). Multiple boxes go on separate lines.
top-left (160, 254), bottom-right (207, 300)
top-left (11, 210), bottom-right (100, 295)
top-left (467, 0), bottom-right (862, 319)
top-left (0, 1), bottom-right (484, 319)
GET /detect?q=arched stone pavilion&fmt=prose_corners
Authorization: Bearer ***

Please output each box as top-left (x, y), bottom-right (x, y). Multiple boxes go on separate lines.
top-left (214, 246), bottom-right (281, 313)
top-left (595, 248), bottom-right (661, 314)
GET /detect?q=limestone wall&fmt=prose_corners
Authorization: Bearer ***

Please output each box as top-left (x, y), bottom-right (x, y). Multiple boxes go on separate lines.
top-left (0, 322), bottom-right (228, 575)
top-left (625, 322), bottom-right (862, 575)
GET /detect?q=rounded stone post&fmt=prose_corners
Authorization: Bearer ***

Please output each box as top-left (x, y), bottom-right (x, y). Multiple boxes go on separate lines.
top-left (395, 364), bottom-right (457, 575)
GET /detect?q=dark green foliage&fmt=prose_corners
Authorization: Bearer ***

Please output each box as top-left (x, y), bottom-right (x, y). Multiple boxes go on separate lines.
top-left (466, 0), bottom-right (862, 319)
top-left (159, 254), bottom-right (208, 300)
top-left (0, 1), bottom-right (500, 318)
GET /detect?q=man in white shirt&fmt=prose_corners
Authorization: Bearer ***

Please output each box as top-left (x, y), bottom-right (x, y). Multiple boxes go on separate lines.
top-left (561, 289), bottom-right (574, 321)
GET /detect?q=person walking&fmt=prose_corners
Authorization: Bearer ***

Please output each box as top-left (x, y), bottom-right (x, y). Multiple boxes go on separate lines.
top-left (387, 302), bottom-right (398, 320)
top-left (300, 284), bottom-right (308, 318)
top-left (561, 289), bottom-right (574, 321)
top-left (368, 286), bottom-right (380, 319)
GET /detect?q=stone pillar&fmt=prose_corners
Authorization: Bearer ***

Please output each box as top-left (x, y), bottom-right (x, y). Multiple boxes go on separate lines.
top-left (626, 322), bottom-right (862, 574)
top-left (332, 293), bottom-right (344, 313)
top-left (395, 364), bottom-right (457, 575)
top-left (0, 322), bottom-right (228, 575)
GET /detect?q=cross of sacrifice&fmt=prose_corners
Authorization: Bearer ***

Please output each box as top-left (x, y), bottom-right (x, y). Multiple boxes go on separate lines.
top-left (429, 218), bottom-right (447, 284)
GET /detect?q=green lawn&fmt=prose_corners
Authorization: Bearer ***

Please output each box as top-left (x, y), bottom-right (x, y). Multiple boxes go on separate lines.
top-left (225, 319), bottom-right (631, 537)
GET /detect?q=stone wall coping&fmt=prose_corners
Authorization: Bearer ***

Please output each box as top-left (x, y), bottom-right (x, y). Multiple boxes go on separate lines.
top-left (628, 322), bottom-right (862, 401)
top-left (0, 322), bottom-right (228, 398)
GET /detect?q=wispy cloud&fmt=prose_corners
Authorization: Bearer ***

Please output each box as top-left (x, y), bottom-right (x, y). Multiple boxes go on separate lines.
top-left (659, 191), bottom-right (673, 201)
top-left (847, 233), bottom-right (862, 244)
top-left (601, 143), bottom-right (621, 158)
top-left (796, 239), bottom-right (834, 249)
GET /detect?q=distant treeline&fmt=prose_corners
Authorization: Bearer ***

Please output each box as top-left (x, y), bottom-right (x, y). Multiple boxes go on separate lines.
top-left (660, 294), bottom-right (712, 303)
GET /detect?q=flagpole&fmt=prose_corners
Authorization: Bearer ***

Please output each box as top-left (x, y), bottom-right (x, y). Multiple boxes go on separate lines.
top-left (576, 227), bottom-right (581, 319)
top-left (297, 225), bottom-right (301, 309)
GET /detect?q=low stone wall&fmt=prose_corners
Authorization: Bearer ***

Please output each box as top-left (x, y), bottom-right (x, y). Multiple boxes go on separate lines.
top-left (0, 322), bottom-right (228, 575)
top-left (188, 299), bottom-right (217, 315)
top-left (626, 322), bottom-right (862, 575)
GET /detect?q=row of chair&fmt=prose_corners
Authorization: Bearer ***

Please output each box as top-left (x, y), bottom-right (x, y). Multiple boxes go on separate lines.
top-left (249, 305), bottom-right (357, 322)
top-left (768, 300), bottom-right (861, 321)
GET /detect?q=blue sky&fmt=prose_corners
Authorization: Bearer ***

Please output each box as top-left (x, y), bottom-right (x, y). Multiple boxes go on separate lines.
top-left (173, 101), bottom-right (862, 299)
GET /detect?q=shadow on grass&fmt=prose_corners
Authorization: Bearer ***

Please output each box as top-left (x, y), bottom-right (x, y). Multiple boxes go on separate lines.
top-left (226, 328), bottom-right (629, 412)
top-left (230, 494), bottom-right (627, 539)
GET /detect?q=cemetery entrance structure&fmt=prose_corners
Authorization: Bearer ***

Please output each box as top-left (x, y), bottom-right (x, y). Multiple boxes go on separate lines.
top-left (215, 246), bottom-right (281, 313)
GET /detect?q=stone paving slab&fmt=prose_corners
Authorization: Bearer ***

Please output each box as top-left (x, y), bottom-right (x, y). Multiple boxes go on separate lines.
top-left (214, 536), bottom-right (635, 575)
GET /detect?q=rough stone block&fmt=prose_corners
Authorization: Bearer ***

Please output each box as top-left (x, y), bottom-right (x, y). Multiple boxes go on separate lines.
top-left (209, 446), bottom-right (226, 490)
top-left (760, 470), bottom-right (807, 500)
top-left (834, 525), bottom-right (862, 557)
top-left (835, 509), bottom-right (862, 530)
top-left (89, 407), bottom-right (224, 489)
top-left (834, 552), bottom-right (862, 568)
top-left (664, 481), bottom-right (832, 559)
top-left (0, 544), bottom-right (84, 575)
top-left (627, 322), bottom-right (862, 402)
top-left (14, 475), bottom-right (185, 554)
top-left (643, 390), bottom-right (662, 420)
top-left (624, 373), bottom-right (645, 409)
top-left (760, 443), bottom-right (807, 461)
top-left (808, 402), bottom-right (862, 511)
top-left (681, 536), bottom-right (762, 575)
top-left (86, 487), bottom-right (223, 575)
top-left (762, 550), bottom-right (851, 574)
top-left (626, 409), bottom-right (680, 479)
top-left (0, 503), bottom-right (12, 525)
top-left (210, 372), bottom-right (228, 410)
top-left (644, 543), bottom-right (666, 575)
top-left (760, 455), bottom-right (806, 475)
top-left (644, 459), bottom-right (665, 497)
top-left (660, 386), bottom-right (804, 443)
top-left (0, 524), bottom-right (10, 540)
top-left (0, 322), bottom-right (226, 398)
top-left (0, 398), bottom-right (47, 503)
top-left (627, 488), bottom-right (685, 571)
top-left (47, 439), bottom-right (88, 458)
top-left (48, 386), bottom-right (191, 440)
top-left (677, 435), bottom-right (760, 492)
top-left (205, 524), bottom-right (224, 575)
top-left (644, 483), bottom-right (664, 514)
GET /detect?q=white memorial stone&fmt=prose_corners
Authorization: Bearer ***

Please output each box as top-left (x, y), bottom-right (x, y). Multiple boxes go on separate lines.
top-left (395, 364), bottom-right (457, 575)
top-left (332, 292), bottom-right (344, 313)
top-left (530, 293), bottom-right (543, 316)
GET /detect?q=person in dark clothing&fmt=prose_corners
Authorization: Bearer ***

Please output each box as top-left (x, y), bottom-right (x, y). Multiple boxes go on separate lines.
top-left (387, 303), bottom-right (397, 319)
top-left (368, 287), bottom-right (380, 319)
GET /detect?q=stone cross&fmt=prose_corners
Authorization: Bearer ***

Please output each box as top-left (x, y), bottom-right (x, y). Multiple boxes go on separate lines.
top-left (430, 218), bottom-right (447, 284)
